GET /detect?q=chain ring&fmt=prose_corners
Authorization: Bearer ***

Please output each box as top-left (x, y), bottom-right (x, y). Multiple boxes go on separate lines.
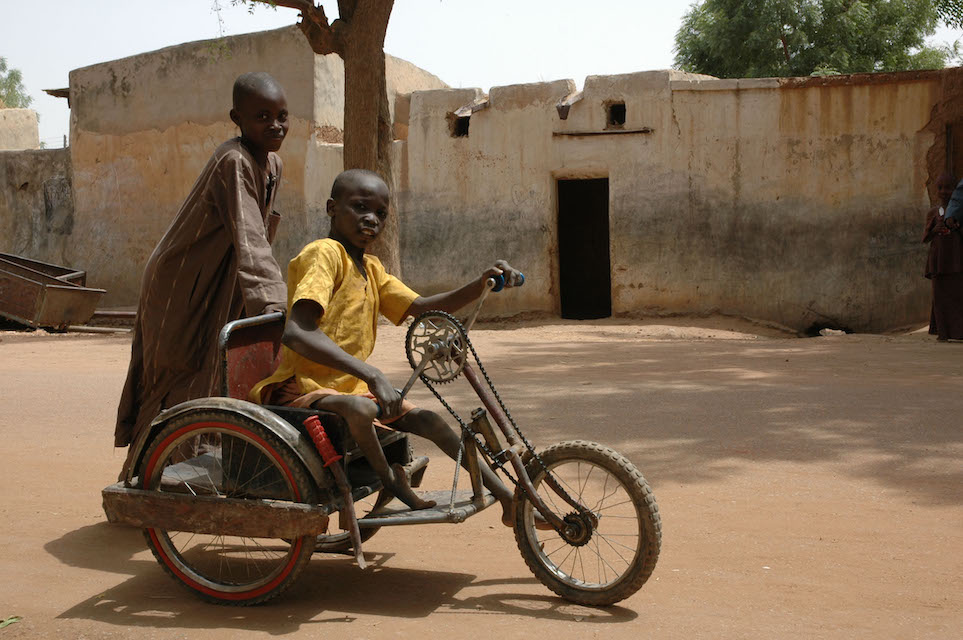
top-left (405, 311), bottom-right (469, 384)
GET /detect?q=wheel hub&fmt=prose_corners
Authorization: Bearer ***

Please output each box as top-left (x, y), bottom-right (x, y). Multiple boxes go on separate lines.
top-left (560, 511), bottom-right (596, 547)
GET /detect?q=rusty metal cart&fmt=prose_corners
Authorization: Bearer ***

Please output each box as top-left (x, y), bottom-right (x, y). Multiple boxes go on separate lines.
top-left (0, 253), bottom-right (105, 330)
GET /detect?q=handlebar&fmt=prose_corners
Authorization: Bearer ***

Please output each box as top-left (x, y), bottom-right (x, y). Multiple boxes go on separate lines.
top-left (465, 271), bottom-right (525, 333)
top-left (490, 272), bottom-right (525, 293)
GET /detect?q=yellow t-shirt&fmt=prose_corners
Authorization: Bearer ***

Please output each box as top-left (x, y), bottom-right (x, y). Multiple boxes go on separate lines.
top-left (250, 238), bottom-right (419, 401)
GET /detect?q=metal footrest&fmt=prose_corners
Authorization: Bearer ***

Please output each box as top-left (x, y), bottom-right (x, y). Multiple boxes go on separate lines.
top-left (358, 489), bottom-right (497, 526)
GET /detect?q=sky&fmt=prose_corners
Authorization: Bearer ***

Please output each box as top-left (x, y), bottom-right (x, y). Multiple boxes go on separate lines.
top-left (3, 0), bottom-right (962, 148)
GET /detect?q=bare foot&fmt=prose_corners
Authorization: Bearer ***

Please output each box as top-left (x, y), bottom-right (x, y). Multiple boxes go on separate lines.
top-left (387, 463), bottom-right (436, 511)
top-left (501, 501), bottom-right (554, 530)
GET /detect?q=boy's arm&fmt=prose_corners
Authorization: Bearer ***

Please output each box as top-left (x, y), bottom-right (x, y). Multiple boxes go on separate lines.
top-left (404, 259), bottom-right (522, 318)
top-left (218, 153), bottom-right (287, 316)
top-left (282, 299), bottom-right (404, 418)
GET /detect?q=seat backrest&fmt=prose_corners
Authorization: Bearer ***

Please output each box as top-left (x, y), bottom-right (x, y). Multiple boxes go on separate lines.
top-left (218, 312), bottom-right (285, 400)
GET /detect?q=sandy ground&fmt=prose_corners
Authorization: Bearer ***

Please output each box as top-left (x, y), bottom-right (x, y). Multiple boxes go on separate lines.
top-left (0, 317), bottom-right (960, 639)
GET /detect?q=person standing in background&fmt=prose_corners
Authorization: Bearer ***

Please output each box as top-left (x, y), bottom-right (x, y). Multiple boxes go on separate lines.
top-left (923, 173), bottom-right (963, 341)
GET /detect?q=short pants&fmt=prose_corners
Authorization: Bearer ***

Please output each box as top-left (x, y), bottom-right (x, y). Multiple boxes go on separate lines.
top-left (260, 377), bottom-right (415, 428)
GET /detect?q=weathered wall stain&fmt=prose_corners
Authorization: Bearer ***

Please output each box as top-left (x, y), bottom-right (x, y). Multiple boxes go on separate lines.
top-left (0, 148), bottom-right (72, 264)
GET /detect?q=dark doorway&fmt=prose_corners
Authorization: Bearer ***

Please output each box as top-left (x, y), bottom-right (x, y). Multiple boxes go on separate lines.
top-left (947, 121), bottom-right (963, 178)
top-left (557, 178), bottom-right (611, 319)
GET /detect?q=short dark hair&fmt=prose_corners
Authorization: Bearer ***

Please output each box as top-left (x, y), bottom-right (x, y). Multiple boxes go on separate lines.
top-left (233, 72), bottom-right (283, 110)
top-left (330, 169), bottom-right (386, 200)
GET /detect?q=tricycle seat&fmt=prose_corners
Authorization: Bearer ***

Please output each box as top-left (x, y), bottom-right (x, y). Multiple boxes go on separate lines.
top-left (218, 312), bottom-right (414, 490)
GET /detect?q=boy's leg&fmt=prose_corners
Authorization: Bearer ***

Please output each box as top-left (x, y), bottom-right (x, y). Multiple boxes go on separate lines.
top-left (393, 408), bottom-right (518, 523)
top-left (311, 395), bottom-right (435, 510)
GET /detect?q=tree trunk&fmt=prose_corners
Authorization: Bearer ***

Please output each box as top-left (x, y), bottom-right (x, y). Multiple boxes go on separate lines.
top-left (339, 1), bottom-right (400, 274)
top-left (253, 0), bottom-right (399, 273)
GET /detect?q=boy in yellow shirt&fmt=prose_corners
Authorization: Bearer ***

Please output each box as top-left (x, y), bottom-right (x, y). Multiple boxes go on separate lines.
top-left (252, 169), bottom-right (524, 521)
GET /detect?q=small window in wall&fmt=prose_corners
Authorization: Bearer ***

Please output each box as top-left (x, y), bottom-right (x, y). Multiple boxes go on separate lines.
top-left (606, 102), bottom-right (626, 129)
top-left (451, 115), bottom-right (470, 137)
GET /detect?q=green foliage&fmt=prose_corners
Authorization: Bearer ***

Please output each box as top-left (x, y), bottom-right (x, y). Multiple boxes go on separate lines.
top-left (674, 0), bottom-right (946, 78)
top-left (936, 0), bottom-right (963, 27)
top-left (0, 57), bottom-right (33, 108)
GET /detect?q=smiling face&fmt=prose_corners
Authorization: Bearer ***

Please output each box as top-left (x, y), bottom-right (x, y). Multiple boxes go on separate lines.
top-left (326, 170), bottom-right (391, 253)
top-left (230, 84), bottom-right (289, 157)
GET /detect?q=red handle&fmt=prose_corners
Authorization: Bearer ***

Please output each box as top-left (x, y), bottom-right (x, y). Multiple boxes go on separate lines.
top-left (303, 415), bottom-right (342, 467)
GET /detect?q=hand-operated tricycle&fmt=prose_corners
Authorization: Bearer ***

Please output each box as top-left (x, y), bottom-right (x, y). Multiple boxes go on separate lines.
top-left (102, 276), bottom-right (661, 606)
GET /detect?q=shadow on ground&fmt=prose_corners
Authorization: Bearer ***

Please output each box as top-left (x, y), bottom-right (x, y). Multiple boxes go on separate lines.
top-left (401, 334), bottom-right (962, 506)
top-left (47, 523), bottom-right (636, 633)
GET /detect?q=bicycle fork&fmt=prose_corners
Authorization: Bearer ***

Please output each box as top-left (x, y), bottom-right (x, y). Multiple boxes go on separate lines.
top-left (461, 363), bottom-right (571, 532)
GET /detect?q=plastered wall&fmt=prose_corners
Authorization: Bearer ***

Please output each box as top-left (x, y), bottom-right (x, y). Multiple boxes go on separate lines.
top-left (66, 26), bottom-right (444, 305)
top-left (0, 24), bottom-right (953, 331)
top-left (398, 69), bottom-right (953, 331)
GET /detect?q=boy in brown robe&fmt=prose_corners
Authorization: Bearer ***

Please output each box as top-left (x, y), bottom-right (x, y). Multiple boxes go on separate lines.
top-left (924, 173), bottom-right (963, 341)
top-left (115, 72), bottom-right (291, 476)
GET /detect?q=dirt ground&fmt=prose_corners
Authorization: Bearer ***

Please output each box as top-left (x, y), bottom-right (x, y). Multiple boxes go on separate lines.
top-left (0, 317), bottom-right (959, 639)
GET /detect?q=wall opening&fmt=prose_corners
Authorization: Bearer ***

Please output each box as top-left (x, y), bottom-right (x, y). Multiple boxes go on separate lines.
top-left (451, 115), bottom-right (470, 137)
top-left (557, 178), bottom-right (611, 319)
top-left (606, 102), bottom-right (626, 128)
top-left (947, 121), bottom-right (963, 178)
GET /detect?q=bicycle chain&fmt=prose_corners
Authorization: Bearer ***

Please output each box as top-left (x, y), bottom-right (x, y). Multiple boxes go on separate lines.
top-left (408, 311), bottom-right (588, 523)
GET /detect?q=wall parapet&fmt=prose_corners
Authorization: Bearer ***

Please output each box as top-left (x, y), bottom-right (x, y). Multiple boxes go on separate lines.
top-left (670, 78), bottom-right (781, 91)
top-left (0, 109), bottom-right (40, 151)
top-left (489, 79), bottom-right (575, 109)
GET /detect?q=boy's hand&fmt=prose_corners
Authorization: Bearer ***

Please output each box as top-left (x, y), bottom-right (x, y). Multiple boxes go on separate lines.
top-left (485, 259), bottom-right (524, 288)
top-left (367, 371), bottom-right (402, 419)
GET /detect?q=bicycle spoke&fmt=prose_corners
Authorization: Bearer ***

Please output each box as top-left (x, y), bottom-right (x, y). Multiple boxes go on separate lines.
top-left (148, 425), bottom-right (306, 597)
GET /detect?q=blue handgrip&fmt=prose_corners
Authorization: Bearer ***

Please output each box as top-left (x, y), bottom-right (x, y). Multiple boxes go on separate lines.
top-left (492, 272), bottom-right (524, 292)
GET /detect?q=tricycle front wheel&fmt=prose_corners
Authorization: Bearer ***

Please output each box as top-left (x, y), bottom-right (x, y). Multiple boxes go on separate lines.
top-left (513, 440), bottom-right (661, 606)
top-left (138, 411), bottom-right (318, 605)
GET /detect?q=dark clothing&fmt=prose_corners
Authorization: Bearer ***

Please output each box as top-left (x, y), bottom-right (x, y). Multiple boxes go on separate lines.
top-left (115, 139), bottom-right (288, 466)
top-left (923, 205), bottom-right (963, 340)
top-left (942, 178), bottom-right (963, 222)
top-left (929, 275), bottom-right (963, 340)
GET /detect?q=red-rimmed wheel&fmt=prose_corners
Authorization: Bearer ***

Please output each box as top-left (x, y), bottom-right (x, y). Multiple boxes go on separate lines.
top-left (138, 410), bottom-right (318, 605)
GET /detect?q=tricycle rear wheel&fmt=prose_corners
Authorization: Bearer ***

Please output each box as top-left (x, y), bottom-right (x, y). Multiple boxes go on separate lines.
top-left (513, 440), bottom-right (661, 606)
top-left (138, 410), bottom-right (318, 605)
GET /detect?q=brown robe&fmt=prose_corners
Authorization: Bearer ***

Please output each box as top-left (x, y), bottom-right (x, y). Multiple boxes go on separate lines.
top-left (115, 139), bottom-right (288, 467)
top-left (923, 205), bottom-right (963, 340)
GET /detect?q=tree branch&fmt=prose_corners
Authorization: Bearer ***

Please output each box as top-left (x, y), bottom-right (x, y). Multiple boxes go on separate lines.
top-left (780, 35), bottom-right (791, 63)
top-left (250, 0), bottom-right (346, 56)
